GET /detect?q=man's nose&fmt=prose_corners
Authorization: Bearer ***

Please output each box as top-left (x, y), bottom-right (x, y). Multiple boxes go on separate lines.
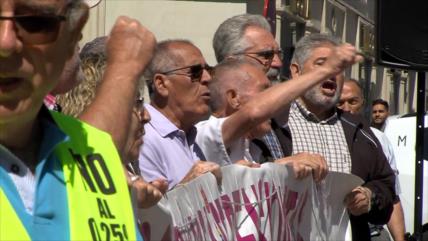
top-left (271, 52), bottom-right (283, 68)
top-left (200, 69), bottom-right (211, 84)
top-left (0, 19), bottom-right (20, 57)
top-left (340, 102), bottom-right (351, 112)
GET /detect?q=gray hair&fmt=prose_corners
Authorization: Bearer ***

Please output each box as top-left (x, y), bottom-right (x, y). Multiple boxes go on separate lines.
top-left (57, 35), bottom-right (145, 117)
top-left (65, 0), bottom-right (88, 31)
top-left (80, 36), bottom-right (108, 60)
top-left (291, 33), bottom-right (341, 67)
top-left (210, 58), bottom-right (262, 112)
top-left (144, 39), bottom-right (195, 89)
top-left (345, 78), bottom-right (363, 92)
top-left (213, 14), bottom-right (271, 63)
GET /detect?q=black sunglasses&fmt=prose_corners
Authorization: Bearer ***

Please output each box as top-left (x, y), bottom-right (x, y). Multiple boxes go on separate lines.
top-left (244, 49), bottom-right (283, 61)
top-left (0, 15), bottom-right (66, 44)
top-left (161, 63), bottom-right (213, 82)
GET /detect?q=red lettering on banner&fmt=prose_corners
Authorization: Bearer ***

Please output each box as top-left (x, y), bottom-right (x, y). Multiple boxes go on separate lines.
top-left (167, 179), bottom-right (310, 241)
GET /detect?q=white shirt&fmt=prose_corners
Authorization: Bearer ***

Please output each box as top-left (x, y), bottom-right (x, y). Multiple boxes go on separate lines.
top-left (371, 127), bottom-right (402, 194)
top-left (195, 116), bottom-right (255, 166)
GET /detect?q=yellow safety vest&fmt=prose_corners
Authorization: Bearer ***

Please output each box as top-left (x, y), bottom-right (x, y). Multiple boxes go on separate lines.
top-left (0, 112), bottom-right (138, 241)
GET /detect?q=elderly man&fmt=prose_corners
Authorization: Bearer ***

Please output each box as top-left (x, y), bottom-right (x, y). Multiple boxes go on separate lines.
top-left (0, 0), bottom-right (154, 240)
top-left (338, 79), bottom-right (405, 241)
top-left (196, 39), bottom-right (362, 179)
top-left (213, 14), bottom-right (289, 162)
top-left (213, 14), bottom-right (282, 82)
top-left (282, 33), bottom-right (396, 241)
top-left (139, 39), bottom-right (221, 189)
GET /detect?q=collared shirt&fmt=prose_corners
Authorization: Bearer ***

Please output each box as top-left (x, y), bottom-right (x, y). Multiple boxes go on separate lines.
top-left (0, 107), bottom-right (71, 240)
top-left (139, 104), bottom-right (205, 189)
top-left (288, 101), bottom-right (352, 173)
top-left (195, 115), bottom-right (254, 166)
top-left (0, 108), bottom-right (68, 214)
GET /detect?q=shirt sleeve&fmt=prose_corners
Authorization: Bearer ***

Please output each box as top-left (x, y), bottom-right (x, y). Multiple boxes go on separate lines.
top-left (195, 117), bottom-right (231, 166)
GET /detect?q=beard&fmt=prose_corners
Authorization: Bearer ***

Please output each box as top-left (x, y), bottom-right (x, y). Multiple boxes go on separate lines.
top-left (266, 67), bottom-right (280, 82)
top-left (303, 85), bottom-right (341, 110)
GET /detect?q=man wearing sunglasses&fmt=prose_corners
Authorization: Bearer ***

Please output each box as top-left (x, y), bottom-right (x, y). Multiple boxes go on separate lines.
top-left (139, 39), bottom-right (221, 190)
top-left (213, 14), bottom-right (289, 163)
top-left (196, 38), bottom-right (362, 178)
top-left (213, 14), bottom-right (283, 83)
top-left (0, 1), bottom-right (154, 240)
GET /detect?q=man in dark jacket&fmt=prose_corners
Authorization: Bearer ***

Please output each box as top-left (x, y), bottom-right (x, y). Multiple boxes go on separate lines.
top-left (286, 33), bottom-right (396, 241)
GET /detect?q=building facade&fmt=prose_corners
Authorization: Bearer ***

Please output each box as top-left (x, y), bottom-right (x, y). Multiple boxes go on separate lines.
top-left (82, 0), bottom-right (427, 117)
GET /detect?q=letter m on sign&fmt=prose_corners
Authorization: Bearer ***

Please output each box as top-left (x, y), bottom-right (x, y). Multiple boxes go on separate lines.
top-left (398, 135), bottom-right (407, 146)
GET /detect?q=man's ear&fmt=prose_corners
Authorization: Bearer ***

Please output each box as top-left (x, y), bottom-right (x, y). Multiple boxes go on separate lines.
top-left (226, 89), bottom-right (240, 110)
top-left (153, 74), bottom-right (169, 97)
top-left (290, 63), bottom-right (300, 79)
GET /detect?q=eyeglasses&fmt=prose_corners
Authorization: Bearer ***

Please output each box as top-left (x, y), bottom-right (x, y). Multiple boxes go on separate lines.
top-left (0, 15), bottom-right (66, 44)
top-left (245, 49), bottom-right (283, 61)
top-left (237, 49), bottom-right (283, 71)
top-left (161, 63), bottom-right (213, 82)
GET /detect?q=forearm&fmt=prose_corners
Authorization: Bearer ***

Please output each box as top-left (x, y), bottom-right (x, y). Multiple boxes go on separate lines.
top-left (78, 16), bottom-right (155, 159)
top-left (223, 66), bottom-right (333, 144)
top-left (79, 65), bottom-right (140, 157)
top-left (387, 201), bottom-right (406, 241)
top-left (222, 43), bottom-right (362, 145)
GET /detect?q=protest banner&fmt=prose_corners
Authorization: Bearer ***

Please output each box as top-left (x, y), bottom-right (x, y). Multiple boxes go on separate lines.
top-left (137, 163), bottom-right (362, 241)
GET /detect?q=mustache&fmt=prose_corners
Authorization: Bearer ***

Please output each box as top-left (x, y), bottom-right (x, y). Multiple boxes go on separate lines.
top-left (266, 67), bottom-right (280, 80)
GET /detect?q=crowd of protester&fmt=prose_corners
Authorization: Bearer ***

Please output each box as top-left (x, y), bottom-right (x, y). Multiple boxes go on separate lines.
top-left (0, 0), bottom-right (404, 240)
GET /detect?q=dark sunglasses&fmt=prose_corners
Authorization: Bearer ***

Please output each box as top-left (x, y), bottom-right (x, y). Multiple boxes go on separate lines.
top-left (245, 49), bottom-right (284, 61)
top-left (0, 15), bottom-right (66, 44)
top-left (161, 63), bottom-right (213, 82)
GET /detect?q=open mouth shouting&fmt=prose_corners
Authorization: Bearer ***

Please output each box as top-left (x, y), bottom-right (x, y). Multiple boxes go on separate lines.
top-left (0, 78), bottom-right (24, 93)
top-left (320, 80), bottom-right (337, 97)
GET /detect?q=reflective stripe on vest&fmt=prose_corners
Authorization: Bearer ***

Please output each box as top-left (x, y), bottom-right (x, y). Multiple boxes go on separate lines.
top-left (0, 189), bottom-right (31, 241)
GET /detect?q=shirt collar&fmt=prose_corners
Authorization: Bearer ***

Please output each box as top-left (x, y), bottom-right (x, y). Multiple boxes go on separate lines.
top-left (145, 103), bottom-right (199, 144)
top-left (38, 107), bottom-right (69, 161)
top-left (0, 106), bottom-right (68, 174)
top-left (145, 103), bottom-right (192, 138)
top-left (293, 100), bottom-right (338, 124)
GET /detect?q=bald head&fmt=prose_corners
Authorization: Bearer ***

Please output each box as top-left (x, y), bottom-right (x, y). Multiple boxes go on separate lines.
top-left (210, 58), bottom-right (269, 115)
top-left (337, 79), bottom-right (364, 114)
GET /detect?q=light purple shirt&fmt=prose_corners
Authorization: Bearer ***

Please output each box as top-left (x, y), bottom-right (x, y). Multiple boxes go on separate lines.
top-left (138, 104), bottom-right (205, 189)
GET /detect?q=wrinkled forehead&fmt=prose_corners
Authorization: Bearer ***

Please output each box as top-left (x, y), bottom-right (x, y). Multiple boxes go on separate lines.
top-left (7, 0), bottom-right (68, 13)
top-left (244, 26), bottom-right (278, 49)
top-left (172, 43), bottom-right (205, 64)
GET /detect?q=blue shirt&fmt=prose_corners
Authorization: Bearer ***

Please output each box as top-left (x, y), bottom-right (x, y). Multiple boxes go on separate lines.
top-left (0, 109), bottom-right (70, 241)
top-left (0, 108), bottom-right (143, 241)
top-left (139, 104), bottom-right (205, 189)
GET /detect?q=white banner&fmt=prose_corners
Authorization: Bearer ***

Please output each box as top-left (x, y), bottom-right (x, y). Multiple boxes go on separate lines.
top-left (137, 163), bottom-right (363, 241)
top-left (384, 115), bottom-right (428, 232)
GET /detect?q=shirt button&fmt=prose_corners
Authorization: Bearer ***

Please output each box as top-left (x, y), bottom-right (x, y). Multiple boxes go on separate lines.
top-left (10, 164), bottom-right (20, 174)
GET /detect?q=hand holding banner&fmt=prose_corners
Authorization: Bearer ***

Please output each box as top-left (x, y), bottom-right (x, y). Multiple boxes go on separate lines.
top-left (138, 163), bottom-right (363, 241)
